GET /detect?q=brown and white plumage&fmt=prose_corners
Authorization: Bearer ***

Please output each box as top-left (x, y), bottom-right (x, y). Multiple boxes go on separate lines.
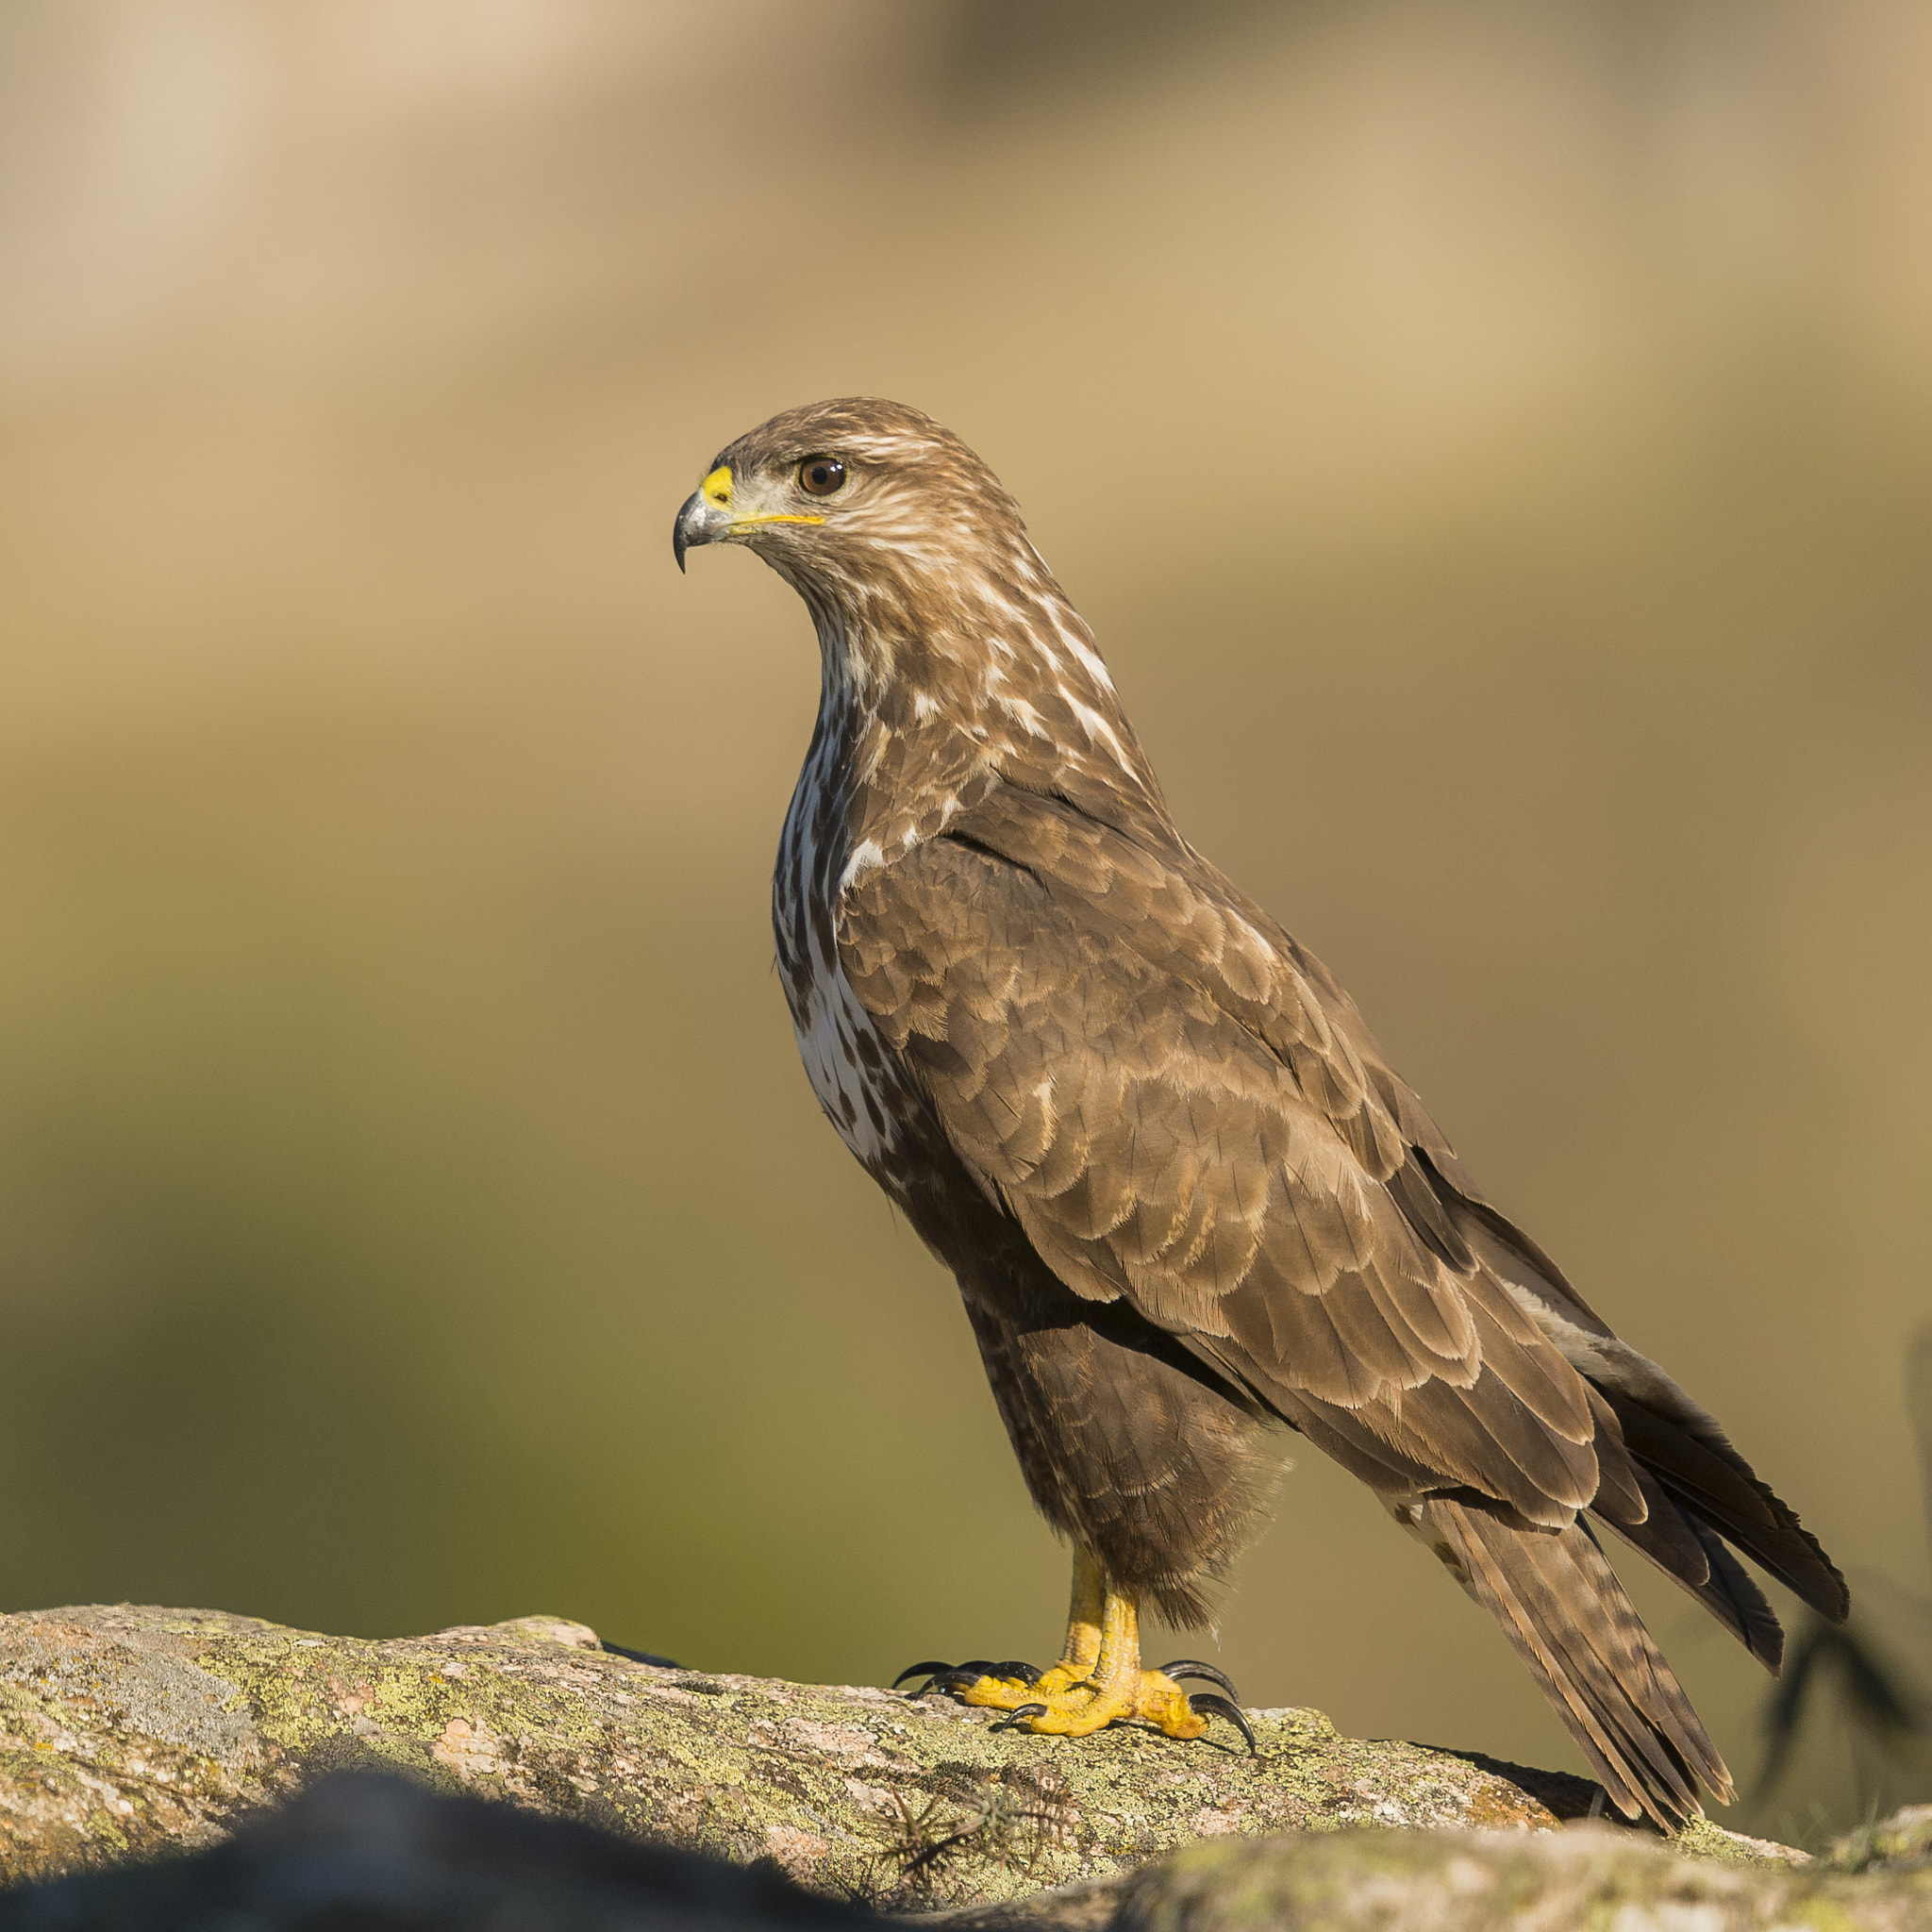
top-left (674, 398), bottom-right (1846, 1827)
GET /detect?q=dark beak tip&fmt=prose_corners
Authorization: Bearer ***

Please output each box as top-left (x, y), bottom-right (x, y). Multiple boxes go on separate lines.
top-left (673, 489), bottom-right (703, 575)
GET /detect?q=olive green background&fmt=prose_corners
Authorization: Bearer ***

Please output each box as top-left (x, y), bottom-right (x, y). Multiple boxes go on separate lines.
top-left (1, 0), bottom-right (1926, 1840)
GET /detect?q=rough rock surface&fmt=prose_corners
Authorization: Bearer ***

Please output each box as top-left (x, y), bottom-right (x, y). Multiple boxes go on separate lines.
top-left (5, 1778), bottom-right (1931, 1932)
top-left (0, 1605), bottom-right (1787, 1916)
top-left (1819, 1802), bottom-right (1932, 1876)
top-left (964, 1822), bottom-right (1932, 1932)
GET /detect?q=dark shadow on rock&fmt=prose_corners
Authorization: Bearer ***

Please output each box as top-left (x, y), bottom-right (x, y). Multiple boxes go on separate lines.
top-left (0, 1773), bottom-right (885, 1931)
top-left (601, 1640), bottom-right (684, 1668)
top-left (1412, 1746), bottom-right (1619, 1826)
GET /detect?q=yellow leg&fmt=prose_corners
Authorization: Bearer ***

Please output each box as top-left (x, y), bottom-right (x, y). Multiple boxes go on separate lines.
top-left (936, 1547), bottom-right (1102, 1708)
top-left (947, 1550), bottom-right (1213, 1741)
top-left (1027, 1546), bottom-right (1104, 1696)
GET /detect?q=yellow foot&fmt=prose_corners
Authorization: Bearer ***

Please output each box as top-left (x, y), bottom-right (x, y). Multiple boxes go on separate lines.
top-left (991, 1665), bottom-right (1206, 1739)
top-left (895, 1657), bottom-right (1254, 1750)
top-left (955, 1660), bottom-right (1095, 1709)
top-left (891, 1656), bottom-right (1088, 1712)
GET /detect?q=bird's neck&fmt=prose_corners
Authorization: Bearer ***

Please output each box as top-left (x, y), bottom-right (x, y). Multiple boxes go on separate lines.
top-left (793, 552), bottom-right (1175, 891)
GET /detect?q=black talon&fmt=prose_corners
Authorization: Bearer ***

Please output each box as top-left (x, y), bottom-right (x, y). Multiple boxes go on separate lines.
top-left (990, 1703), bottom-right (1050, 1732)
top-left (1160, 1658), bottom-right (1241, 1700)
top-left (992, 1660), bottom-right (1042, 1682)
top-left (913, 1668), bottom-right (989, 1696)
top-left (1186, 1691), bottom-right (1257, 1754)
top-left (891, 1660), bottom-right (957, 1690)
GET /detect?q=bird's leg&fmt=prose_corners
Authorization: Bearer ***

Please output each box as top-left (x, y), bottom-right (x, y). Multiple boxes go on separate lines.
top-left (988, 1582), bottom-right (1208, 1740)
top-left (905, 1548), bottom-right (1103, 1711)
top-left (1025, 1545), bottom-right (1105, 1696)
top-left (903, 1550), bottom-right (1251, 1746)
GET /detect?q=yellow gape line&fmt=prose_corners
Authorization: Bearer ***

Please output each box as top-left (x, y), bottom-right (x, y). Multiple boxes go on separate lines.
top-left (703, 463), bottom-right (824, 530)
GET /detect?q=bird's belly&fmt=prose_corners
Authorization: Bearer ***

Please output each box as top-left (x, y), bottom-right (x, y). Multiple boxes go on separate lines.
top-left (789, 955), bottom-right (902, 1171)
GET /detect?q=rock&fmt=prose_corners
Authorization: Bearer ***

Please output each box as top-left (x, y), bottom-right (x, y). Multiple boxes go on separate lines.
top-left (1087, 1820), bottom-right (1932, 1931)
top-left (7, 1785), bottom-right (1930, 1932)
top-left (1822, 1803), bottom-right (1932, 1876)
top-left (0, 1605), bottom-right (1784, 1914)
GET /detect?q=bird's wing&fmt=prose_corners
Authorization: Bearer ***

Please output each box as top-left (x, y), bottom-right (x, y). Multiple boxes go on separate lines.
top-left (838, 784), bottom-right (1619, 1534)
top-left (1271, 837), bottom-right (1847, 1630)
top-left (838, 782), bottom-right (1855, 1824)
top-left (840, 782), bottom-right (1842, 1629)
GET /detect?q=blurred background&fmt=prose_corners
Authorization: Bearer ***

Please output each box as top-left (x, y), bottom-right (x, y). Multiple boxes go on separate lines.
top-left (1, 0), bottom-right (1928, 1842)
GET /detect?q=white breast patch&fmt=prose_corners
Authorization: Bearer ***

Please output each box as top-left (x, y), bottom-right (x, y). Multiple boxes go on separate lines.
top-left (791, 948), bottom-right (900, 1169)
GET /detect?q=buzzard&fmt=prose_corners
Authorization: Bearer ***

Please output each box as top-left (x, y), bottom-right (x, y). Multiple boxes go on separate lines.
top-left (673, 398), bottom-right (1846, 1826)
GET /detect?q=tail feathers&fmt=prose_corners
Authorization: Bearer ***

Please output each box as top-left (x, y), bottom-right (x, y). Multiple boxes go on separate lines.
top-left (1601, 1389), bottom-right (1849, 1624)
top-left (1599, 1464), bottom-right (1786, 1674)
top-left (1435, 1177), bottom-right (1847, 1633)
top-left (1420, 1497), bottom-right (1734, 1828)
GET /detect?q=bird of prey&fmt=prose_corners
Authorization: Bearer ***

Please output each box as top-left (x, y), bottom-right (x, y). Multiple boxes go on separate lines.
top-left (672, 398), bottom-right (1847, 1826)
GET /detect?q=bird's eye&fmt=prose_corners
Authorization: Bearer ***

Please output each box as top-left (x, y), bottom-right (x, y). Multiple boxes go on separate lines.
top-left (798, 456), bottom-right (846, 497)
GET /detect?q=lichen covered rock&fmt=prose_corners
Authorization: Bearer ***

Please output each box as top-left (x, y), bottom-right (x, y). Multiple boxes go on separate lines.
top-left (0, 1605), bottom-right (1775, 1912)
top-left (1095, 1823), bottom-right (1929, 1931)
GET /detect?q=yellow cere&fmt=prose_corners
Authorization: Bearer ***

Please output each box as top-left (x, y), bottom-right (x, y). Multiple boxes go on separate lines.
top-left (702, 462), bottom-right (824, 531)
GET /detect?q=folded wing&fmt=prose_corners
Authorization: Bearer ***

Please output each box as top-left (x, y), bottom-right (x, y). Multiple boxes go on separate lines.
top-left (839, 783), bottom-right (1844, 1825)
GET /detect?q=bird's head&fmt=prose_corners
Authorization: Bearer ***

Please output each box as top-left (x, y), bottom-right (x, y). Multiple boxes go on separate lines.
top-left (673, 397), bottom-right (1148, 805)
top-left (673, 398), bottom-right (1034, 625)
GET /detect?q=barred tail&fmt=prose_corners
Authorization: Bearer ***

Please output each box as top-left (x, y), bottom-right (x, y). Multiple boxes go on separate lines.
top-left (1418, 1497), bottom-right (1733, 1828)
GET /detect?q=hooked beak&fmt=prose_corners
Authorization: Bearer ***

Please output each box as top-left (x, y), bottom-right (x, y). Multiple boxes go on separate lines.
top-left (672, 489), bottom-right (723, 575)
top-left (674, 461), bottom-right (826, 574)
top-left (674, 465), bottom-right (735, 573)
